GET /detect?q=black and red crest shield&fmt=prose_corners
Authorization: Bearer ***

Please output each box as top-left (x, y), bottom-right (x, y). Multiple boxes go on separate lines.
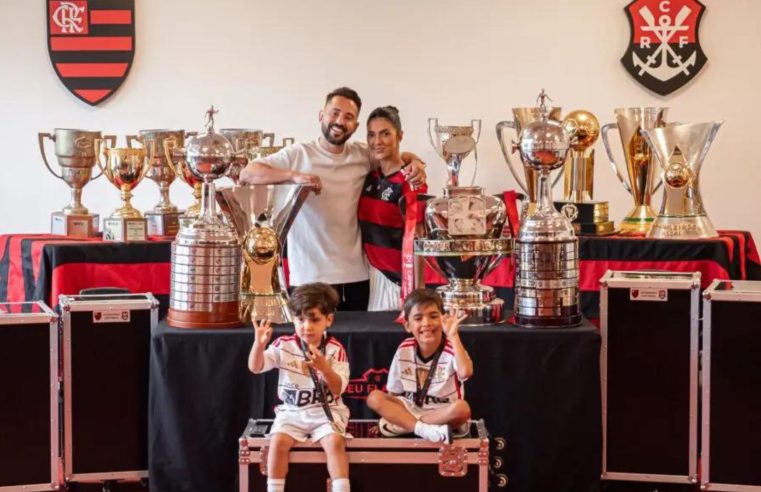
top-left (621, 0), bottom-right (707, 96)
top-left (46, 0), bottom-right (135, 106)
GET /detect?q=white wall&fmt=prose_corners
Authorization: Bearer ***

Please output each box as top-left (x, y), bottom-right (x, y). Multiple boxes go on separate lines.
top-left (1, 0), bottom-right (759, 243)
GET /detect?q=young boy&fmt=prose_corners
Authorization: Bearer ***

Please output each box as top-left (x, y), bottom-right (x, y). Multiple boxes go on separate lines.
top-left (248, 283), bottom-right (351, 492)
top-left (367, 289), bottom-right (474, 443)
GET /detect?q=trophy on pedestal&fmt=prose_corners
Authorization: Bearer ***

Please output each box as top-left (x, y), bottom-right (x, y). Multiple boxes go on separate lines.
top-left (219, 129), bottom-right (273, 184)
top-left (642, 121), bottom-right (722, 239)
top-left (415, 118), bottom-right (511, 325)
top-left (216, 184), bottom-right (312, 324)
top-left (127, 130), bottom-right (188, 236)
top-left (513, 90), bottom-right (581, 328)
top-left (496, 104), bottom-right (563, 216)
top-left (39, 129), bottom-right (115, 237)
top-left (601, 107), bottom-right (669, 235)
top-left (163, 132), bottom-right (204, 230)
top-left (94, 139), bottom-right (151, 241)
top-left (554, 110), bottom-right (615, 235)
top-left (165, 107), bottom-right (247, 329)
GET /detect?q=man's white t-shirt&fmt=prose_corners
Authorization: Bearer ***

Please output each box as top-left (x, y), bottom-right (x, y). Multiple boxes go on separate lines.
top-left (259, 140), bottom-right (372, 286)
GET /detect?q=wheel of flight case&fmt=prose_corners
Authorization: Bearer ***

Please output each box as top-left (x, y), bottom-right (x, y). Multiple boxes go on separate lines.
top-left (496, 474), bottom-right (509, 488)
top-left (492, 456), bottom-right (504, 469)
top-left (494, 437), bottom-right (507, 450)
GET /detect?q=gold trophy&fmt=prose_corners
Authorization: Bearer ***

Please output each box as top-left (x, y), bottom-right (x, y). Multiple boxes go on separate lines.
top-left (39, 129), bottom-right (115, 237)
top-left (95, 139), bottom-right (151, 241)
top-left (219, 129), bottom-right (273, 183)
top-left (127, 130), bottom-right (188, 236)
top-left (163, 133), bottom-right (203, 230)
top-left (256, 135), bottom-right (295, 158)
top-left (554, 110), bottom-right (615, 235)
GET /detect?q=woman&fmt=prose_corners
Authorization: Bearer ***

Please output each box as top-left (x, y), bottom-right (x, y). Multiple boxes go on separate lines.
top-left (358, 106), bottom-right (428, 311)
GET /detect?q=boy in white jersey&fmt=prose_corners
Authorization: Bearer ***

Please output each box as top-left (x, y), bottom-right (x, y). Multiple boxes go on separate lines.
top-left (367, 289), bottom-right (473, 443)
top-left (248, 283), bottom-right (351, 492)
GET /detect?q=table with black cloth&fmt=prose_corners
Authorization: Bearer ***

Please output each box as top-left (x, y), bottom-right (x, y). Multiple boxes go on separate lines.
top-left (149, 311), bottom-right (601, 492)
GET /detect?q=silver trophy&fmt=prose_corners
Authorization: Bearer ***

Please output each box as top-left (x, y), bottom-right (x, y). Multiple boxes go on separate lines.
top-left (513, 90), bottom-right (581, 328)
top-left (416, 118), bottom-right (511, 325)
top-left (428, 118), bottom-right (481, 187)
top-left (219, 129), bottom-right (274, 184)
top-left (165, 107), bottom-right (247, 329)
top-left (216, 184), bottom-right (312, 324)
top-left (601, 108), bottom-right (669, 235)
top-left (642, 121), bottom-right (722, 239)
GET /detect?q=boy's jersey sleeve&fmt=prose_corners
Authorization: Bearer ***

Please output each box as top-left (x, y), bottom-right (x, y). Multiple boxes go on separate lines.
top-left (385, 349), bottom-right (404, 395)
top-left (328, 339), bottom-right (350, 394)
top-left (260, 338), bottom-right (282, 373)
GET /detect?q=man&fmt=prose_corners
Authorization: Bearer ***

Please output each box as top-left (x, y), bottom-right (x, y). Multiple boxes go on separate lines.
top-left (239, 87), bottom-right (426, 310)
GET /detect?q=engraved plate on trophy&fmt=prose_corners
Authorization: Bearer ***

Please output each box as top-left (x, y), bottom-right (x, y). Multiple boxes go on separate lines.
top-left (104, 218), bottom-right (147, 242)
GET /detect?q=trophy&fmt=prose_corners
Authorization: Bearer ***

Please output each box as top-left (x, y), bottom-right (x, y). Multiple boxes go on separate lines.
top-left (601, 107), bottom-right (669, 235)
top-left (513, 90), bottom-right (581, 328)
top-left (496, 105), bottom-right (563, 216)
top-left (94, 139), bottom-right (151, 241)
top-left (39, 129), bottom-right (115, 237)
top-left (554, 110), bottom-right (615, 235)
top-left (163, 132), bottom-right (204, 230)
top-left (219, 129), bottom-right (273, 183)
top-left (216, 184), bottom-right (312, 324)
top-left (257, 136), bottom-right (295, 159)
top-left (642, 121), bottom-right (722, 239)
top-left (415, 118), bottom-right (511, 325)
top-left (165, 107), bottom-right (247, 329)
top-left (127, 130), bottom-right (187, 236)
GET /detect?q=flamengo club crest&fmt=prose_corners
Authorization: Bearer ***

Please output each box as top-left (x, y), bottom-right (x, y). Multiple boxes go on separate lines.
top-left (621, 0), bottom-right (707, 96)
top-left (47, 0), bottom-right (135, 106)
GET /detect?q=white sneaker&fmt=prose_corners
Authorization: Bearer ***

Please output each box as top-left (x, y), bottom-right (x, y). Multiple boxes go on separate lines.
top-left (377, 418), bottom-right (411, 437)
top-left (414, 421), bottom-right (452, 444)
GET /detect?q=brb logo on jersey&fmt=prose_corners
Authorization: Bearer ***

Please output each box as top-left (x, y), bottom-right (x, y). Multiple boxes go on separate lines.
top-left (46, 0), bottom-right (135, 106)
top-left (621, 0), bottom-right (707, 96)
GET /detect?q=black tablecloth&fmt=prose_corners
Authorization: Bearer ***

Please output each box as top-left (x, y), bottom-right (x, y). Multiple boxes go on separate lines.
top-left (149, 311), bottom-right (601, 492)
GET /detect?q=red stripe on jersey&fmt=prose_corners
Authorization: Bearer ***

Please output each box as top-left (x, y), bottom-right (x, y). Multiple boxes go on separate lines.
top-left (364, 243), bottom-right (402, 276)
top-left (443, 348), bottom-right (455, 356)
top-left (358, 197), bottom-right (404, 228)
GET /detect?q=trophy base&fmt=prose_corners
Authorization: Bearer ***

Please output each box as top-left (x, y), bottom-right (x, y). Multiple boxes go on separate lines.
top-left (435, 284), bottom-right (504, 325)
top-left (167, 302), bottom-right (242, 329)
top-left (146, 211), bottom-right (181, 237)
top-left (240, 292), bottom-right (291, 325)
top-left (51, 212), bottom-right (100, 238)
top-left (178, 214), bottom-right (198, 230)
top-left (619, 205), bottom-right (657, 236)
top-left (103, 217), bottom-right (147, 242)
top-left (647, 214), bottom-right (719, 239)
top-left (554, 201), bottom-right (616, 236)
top-left (514, 308), bottom-right (582, 329)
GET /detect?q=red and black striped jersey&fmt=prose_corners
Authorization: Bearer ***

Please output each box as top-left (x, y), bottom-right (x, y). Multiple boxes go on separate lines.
top-left (358, 169), bottom-right (427, 285)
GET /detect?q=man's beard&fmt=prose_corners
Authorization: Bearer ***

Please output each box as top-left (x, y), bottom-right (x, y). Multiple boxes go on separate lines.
top-left (321, 122), bottom-right (353, 146)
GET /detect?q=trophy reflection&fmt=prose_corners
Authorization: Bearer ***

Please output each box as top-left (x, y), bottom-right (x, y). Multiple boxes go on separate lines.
top-left (39, 129), bottom-right (115, 237)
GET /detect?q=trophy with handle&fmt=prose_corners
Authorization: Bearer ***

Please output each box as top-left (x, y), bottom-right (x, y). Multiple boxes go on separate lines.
top-left (600, 107), bottom-right (668, 235)
top-left (163, 131), bottom-right (203, 230)
top-left (427, 118), bottom-right (481, 188)
top-left (39, 129), bottom-right (115, 237)
top-left (256, 135), bottom-right (293, 159)
top-left (219, 129), bottom-right (270, 183)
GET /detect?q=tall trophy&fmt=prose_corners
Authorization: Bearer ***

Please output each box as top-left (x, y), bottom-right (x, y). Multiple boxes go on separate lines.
top-left (257, 136), bottom-right (295, 159)
top-left (216, 184), bottom-right (312, 324)
top-left (127, 130), bottom-right (188, 236)
top-left (496, 104), bottom-right (563, 216)
top-left (163, 132), bottom-right (204, 230)
top-left (601, 107), bottom-right (669, 235)
top-left (642, 121), bottom-right (722, 239)
top-left (219, 129), bottom-right (273, 183)
top-left (39, 129), bottom-right (115, 237)
top-left (415, 118), bottom-right (511, 325)
top-left (554, 110), bottom-right (615, 235)
top-left (513, 90), bottom-right (581, 328)
top-left (94, 139), bottom-right (151, 241)
top-left (165, 107), bottom-right (246, 329)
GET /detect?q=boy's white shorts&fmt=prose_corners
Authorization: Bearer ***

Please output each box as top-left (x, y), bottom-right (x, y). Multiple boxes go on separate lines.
top-left (268, 405), bottom-right (350, 443)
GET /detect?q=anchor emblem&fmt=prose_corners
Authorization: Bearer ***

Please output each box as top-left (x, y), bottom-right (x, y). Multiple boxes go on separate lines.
top-left (621, 0), bottom-right (708, 96)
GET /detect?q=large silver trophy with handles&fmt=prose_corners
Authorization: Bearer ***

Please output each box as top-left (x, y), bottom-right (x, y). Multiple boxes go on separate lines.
top-left (216, 184), bottom-right (312, 324)
top-left (416, 118), bottom-right (511, 325)
top-left (219, 129), bottom-right (274, 184)
top-left (164, 107), bottom-right (247, 329)
top-left (642, 121), bottom-right (722, 239)
top-left (513, 91), bottom-right (581, 328)
top-left (601, 107), bottom-right (669, 235)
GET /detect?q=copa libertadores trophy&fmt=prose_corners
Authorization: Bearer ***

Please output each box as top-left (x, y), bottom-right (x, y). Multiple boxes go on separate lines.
top-left (127, 130), bottom-right (189, 236)
top-left (514, 90), bottom-right (581, 328)
top-left (415, 118), bottom-right (512, 325)
top-left (39, 129), bottom-right (115, 237)
top-left (94, 138), bottom-right (151, 241)
top-left (217, 184), bottom-right (312, 324)
top-left (554, 110), bottom-right (615, 235)
top-left (496, 102), bottom-right (563, 217)
top-left (165, 107), bottom-right (246, 329)
top-left (642, 121), bottom-right (722, 239)
top-left (601, 108), bottom-right (669, 235)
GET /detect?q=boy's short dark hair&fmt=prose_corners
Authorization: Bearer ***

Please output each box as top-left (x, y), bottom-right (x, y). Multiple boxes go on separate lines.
top-left (325, 87), bottom-right (362, 113)
top-left (402, 289), bottom-right (445, 319)
top-left (288, 283), bottom-right (340, 316)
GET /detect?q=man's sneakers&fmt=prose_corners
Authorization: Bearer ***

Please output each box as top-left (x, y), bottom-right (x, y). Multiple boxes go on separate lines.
top-left (377, 418), bottom-right (411, 437)
top-left (414, 421), bottom-right (452, 444)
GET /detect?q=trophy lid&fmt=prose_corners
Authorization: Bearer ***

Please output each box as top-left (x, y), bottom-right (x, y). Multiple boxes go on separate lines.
top-left (518, 90), bottom-right (571, 172)
top-left (184, 107), bottom-right (237, 181)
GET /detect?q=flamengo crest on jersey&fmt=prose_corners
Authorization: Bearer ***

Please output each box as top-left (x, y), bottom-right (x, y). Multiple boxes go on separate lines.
top-left (386, 337), bottom-right (464, 408)
top-left (46, 0), bottom-right (135, 105)
top-left (621, 0), bottom-right (707, 96)
top-left (261, 335), bottom-right (350, 411)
